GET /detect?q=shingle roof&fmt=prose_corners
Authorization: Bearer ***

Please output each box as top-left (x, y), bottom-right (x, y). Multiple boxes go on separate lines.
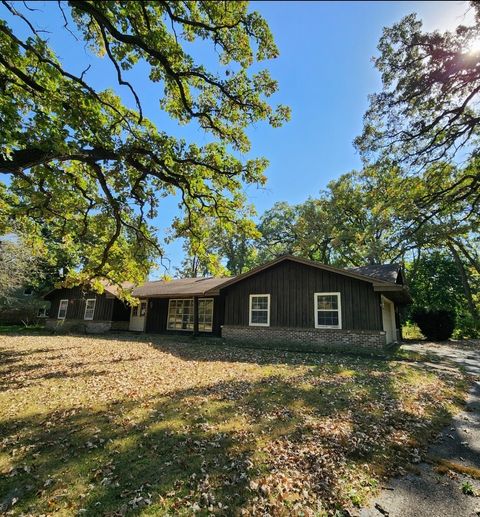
top-left (132, 276), bottom-right (232, 298)
top-left (348, 264), bottom-right (401, 284)
top-left (101, 280), bottom-right (135, 298)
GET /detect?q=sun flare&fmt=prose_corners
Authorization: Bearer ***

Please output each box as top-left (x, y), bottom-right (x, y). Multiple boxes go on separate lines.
top-left (467, 38), bottom-right (480, 54)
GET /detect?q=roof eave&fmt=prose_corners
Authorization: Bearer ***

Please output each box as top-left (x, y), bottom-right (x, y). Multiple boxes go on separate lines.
top-left (131, 291), bottom-right (213, 298)
top-left (374, 285), bottom-right (413, 304)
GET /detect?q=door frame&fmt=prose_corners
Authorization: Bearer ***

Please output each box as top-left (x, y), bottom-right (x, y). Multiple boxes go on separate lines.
top-left (381, 295), bottom-right (397, 344)
top-left (129, 299), bottom-right (147, 332)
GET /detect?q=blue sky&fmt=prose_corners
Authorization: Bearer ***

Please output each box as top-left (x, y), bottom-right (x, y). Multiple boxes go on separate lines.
top-left (1, 1), bottom-right (472, 276)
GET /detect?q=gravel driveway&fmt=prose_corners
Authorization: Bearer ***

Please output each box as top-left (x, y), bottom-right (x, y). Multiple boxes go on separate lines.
top-left (360, 341), bottom-right (480, 517)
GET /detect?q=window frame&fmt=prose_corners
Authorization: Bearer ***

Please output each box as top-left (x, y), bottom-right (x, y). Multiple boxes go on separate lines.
top-left (83, 298), bottom-right (96, 321)
top-left (314, 292), bottom-right (342, 329)
top-left (249, 294), bottom-right (270, 327)
top-left (198, 298), bottom-right (214, 333)
top-left (167, 298), bottom-right (194, 331)
top-left (166, 298), bottom-right (214, 332)
top-left (57, 299), bottom-right (68, 320)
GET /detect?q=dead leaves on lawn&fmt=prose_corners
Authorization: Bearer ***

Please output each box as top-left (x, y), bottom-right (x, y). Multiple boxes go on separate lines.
top-left (0, 335), bottom-right (468, 516)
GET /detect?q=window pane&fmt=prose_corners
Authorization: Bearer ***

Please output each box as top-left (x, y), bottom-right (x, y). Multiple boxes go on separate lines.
top-left (167, 299), bottom-right (194, 330)
top-left (198, 299), bottom-right (213, 332)
top-left (84, 300), bottom-right (96, 320)
top-left (58, 300), bottom-right (68, 319)
top-left (252, 296), bottom-right (268, 310)
top-left (251, 310), bottom-right (268, 324)
top-left (317, 295), bottom-right (338, 310)
top-left (140, 302), bottom-right (147, 316)
top-left (317, 310), bottom-right (339, 327)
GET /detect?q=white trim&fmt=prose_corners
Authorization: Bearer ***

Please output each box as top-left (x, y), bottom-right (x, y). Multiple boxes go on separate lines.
top-left (57, 299), bottom-right (68, 320)
top-left (314, 292), bottom-right (342, 329)
top-left (381, 295), bottom-right (396, 344)
top-left (129, 299), bottom-right (147, 332)
top-left (166, 297), bottom-right (215, 332)
top-left (83, 298), bottom-right (96, 320)
top-left (167, 298), bottom-right (194, 331)
top-left (198, 297), bottom-right (214, 333)
top-left (249, 294), bottom-right (270, 327)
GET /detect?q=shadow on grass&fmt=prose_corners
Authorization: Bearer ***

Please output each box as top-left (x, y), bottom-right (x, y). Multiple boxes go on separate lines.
top-left (0, 341), bottom-right (466, 515)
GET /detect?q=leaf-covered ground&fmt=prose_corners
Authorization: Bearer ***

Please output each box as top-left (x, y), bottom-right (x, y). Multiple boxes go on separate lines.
top-left (0, 334), bottom-right (468, 516)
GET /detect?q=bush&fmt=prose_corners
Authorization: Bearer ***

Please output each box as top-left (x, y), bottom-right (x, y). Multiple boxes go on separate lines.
top-left (411, 308), bottom-right (455, 341)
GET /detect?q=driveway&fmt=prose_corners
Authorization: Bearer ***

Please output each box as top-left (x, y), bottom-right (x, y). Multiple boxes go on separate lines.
top-left (360, 341), bottom-right (480, 517)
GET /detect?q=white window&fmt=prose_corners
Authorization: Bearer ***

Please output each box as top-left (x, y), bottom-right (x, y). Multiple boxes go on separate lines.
top-left (314, 292), bottom-right (341, 329)
top-left (132, 304), bottom-right (139, 317)
top-left (167, 298), bottom-right (194, 331)
top-left (37, 307), bottom-right (48, 318)
top-left (139, 301), bottom-right (147, 317)
top-left (58, 299), bottom-right (68, 319)
top-left (166, 298), bottom-right (214, 332)
top-left (198, 298), bottom-right (214, 332)
top-left (84, 299), bottom-right (96, 320)
top-left (249, 294), bottom-right (270, 327)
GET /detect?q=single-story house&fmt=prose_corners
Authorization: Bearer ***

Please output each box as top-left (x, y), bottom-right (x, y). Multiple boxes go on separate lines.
top-left (129, 255), bottom-right (411, 352)
top-left (44, 281), bottom-right (132, 333)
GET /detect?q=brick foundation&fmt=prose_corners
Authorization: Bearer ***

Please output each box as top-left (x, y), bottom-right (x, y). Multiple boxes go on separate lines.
top-left (221, 325), bottom-right (387, 354)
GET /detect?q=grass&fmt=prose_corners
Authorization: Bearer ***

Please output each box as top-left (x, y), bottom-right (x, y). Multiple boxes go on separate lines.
top-left (0, 334), bottom-right (469, 516)
top-left (0, 324), bottom-right (47, 334)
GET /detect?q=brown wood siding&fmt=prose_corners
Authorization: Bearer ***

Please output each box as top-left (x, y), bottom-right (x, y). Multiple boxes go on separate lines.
top-left (222, 260), bottom-right (383, 330)
top-left (46, 287), bottom-right (115, 321)
top-left (145, 296), bottom-right (223, 335)
top-left (112, 298), bottom-right (131, 322)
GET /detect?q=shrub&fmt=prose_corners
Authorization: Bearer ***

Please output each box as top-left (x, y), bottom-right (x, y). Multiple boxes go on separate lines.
top-left (411, 308), bottom-right (455, 341)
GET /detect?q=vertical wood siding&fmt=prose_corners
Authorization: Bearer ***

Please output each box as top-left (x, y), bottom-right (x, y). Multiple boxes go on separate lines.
top-left (46, 287), bottom-right (117, 321)
top-left (111, 298), bottom-right (131, 322)
top-left (223, 260), bottom-right (383, 330)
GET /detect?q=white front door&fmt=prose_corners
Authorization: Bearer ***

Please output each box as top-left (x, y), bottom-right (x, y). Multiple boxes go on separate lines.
top-left (129, 300), bottom-right (147, 332)
top-left (381, 296), bottom-right (396, 344)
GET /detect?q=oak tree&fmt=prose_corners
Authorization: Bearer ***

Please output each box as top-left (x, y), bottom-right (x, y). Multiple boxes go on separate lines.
top-left (356, 2), bottom-right (480, 206)
top-left (0, 1), bottom-right (288, 292)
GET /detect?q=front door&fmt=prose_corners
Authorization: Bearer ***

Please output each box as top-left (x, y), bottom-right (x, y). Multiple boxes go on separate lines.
top-left (381, 296), bottom-right (396, 344)
top-left (129, 300), bottom-right (147, 331)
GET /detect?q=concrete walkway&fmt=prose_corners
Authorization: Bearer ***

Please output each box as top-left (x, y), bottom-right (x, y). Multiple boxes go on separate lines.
top-left (360, 341), bottom-right (480, 517)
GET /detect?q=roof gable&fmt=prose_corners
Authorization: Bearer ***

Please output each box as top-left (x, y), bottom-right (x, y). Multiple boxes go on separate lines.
top-left (205, 255), bottom-right (398, 294)
top-left (348, 264), bottom-right (402, 284)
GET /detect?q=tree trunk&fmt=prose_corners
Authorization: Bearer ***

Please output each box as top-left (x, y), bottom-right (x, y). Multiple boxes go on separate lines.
top-left (447, 242), bottom-right (479, 329)
top-left (450, 238), bottom-right (480, 276)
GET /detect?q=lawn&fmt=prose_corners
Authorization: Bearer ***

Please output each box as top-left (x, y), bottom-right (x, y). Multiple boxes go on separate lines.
top-left (0, 334), bottom-right (468, 516)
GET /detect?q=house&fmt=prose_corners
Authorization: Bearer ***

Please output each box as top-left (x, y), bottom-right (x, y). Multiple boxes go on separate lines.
top-left (129, 255), bottom-right (411, 353)
top-left (44, 281), bottom-right (132, 333)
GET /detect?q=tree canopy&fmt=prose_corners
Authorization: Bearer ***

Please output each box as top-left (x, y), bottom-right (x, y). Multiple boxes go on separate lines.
top-left (0, 1), bottom-right (288, 292)
top-left (355, 1), bottom-right (480, 207)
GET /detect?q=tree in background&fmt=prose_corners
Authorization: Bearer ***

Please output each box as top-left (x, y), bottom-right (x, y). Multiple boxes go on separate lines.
top-left (0, 238), bottom-right (59, 323)
top-left (173, 203), bottom-right (259, 277)
top-left (0, 1), bottom-right (289, 292)
top-left (406, 252), bottom-right (479, 338)
top-left (355, 1), bottom-right (480, 207)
